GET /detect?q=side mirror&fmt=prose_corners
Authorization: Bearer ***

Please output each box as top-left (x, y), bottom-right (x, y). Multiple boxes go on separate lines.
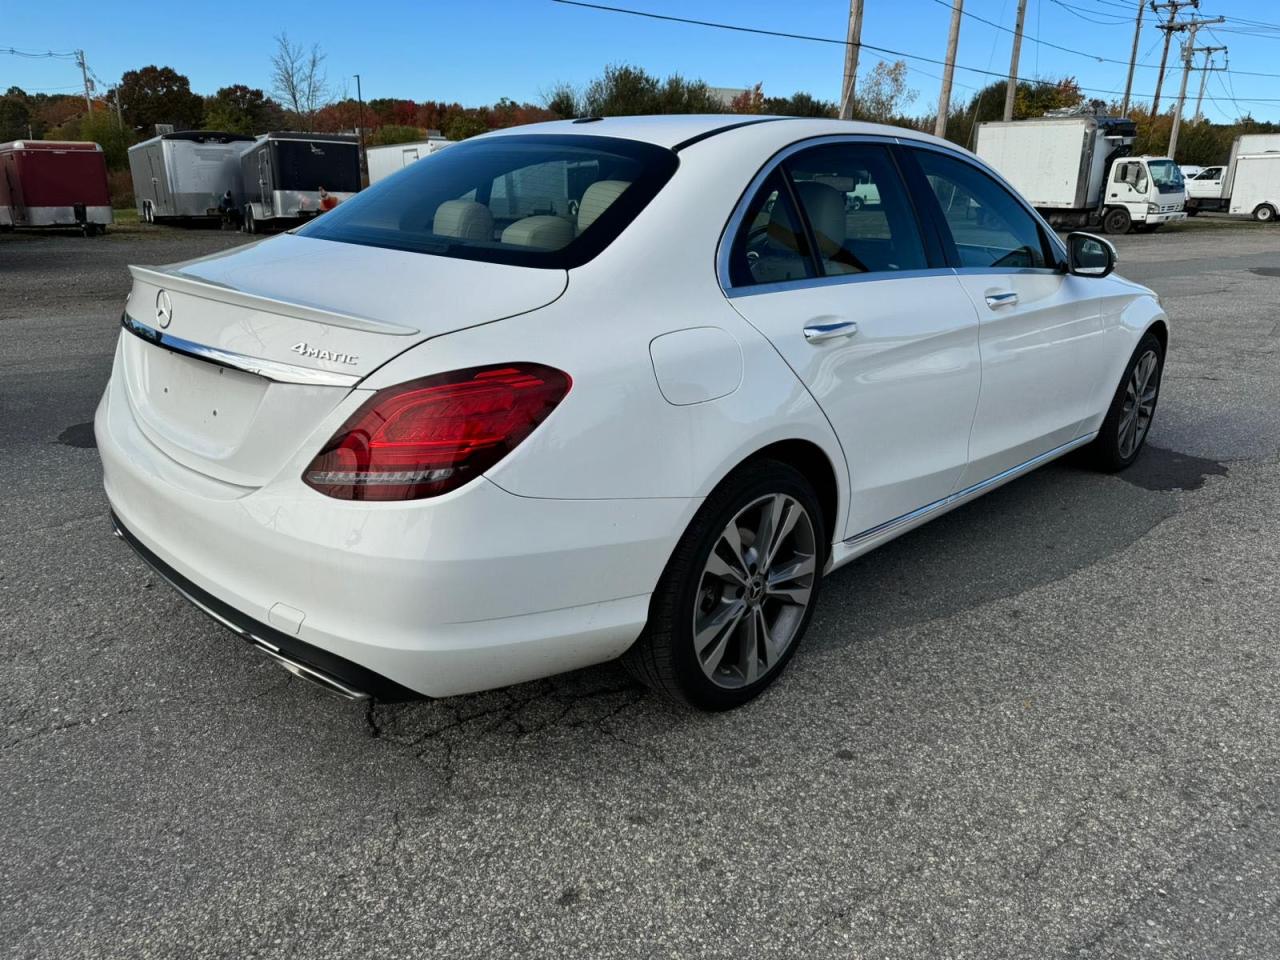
top-left (1066, 232), bottom-right (1116, 278)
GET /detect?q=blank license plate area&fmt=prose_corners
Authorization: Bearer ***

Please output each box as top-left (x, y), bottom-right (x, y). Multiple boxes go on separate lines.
top-left (133, 345), bottom-right (269, 455)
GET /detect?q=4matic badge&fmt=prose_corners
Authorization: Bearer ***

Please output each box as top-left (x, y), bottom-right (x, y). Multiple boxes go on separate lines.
top-left (291, 342), bottom-right (359, 365)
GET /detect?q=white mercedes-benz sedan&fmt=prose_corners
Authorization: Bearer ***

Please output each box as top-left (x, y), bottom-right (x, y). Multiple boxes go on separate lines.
top-left (97, 115), bottom-right (1168, 710)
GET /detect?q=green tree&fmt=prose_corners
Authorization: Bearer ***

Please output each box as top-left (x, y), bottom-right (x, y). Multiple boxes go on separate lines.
top-left (370, 124), bottom-right (422, 146)
top-left (852, 61), bottom-right (917, 124)
top-left (0, 91), bottom-right (32, 141)
top-left (203, 85), bottom-right (282, 135)
top-left (443, 113), bottom-right (488, 140)
top-left (580, 64), bottom-right (722, 116)
top-left (118, 65), bottom-right (204, 133)
top-left (543, 82), bottom-right (578, 120)
top-left (762, 91), bottom-right (838, 118)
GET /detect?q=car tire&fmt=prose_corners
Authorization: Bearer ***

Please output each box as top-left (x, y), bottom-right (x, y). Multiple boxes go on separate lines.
top-left (1254, 204), bottom-right (1276, 223)
top-left (1103, 207), bottom-right (1132, 235)
top-left (243, 206), bottom-right (257, 234)
top-left (623, 460), bottom-right (826, 711)
top-left (1087, 331), bottom-right (1164, 472)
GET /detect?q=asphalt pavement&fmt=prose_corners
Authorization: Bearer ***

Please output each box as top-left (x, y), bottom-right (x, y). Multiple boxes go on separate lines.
top-left (2, 216), bottom-right (1278, 959)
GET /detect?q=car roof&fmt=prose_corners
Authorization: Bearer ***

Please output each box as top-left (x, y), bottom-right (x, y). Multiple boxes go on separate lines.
top-left (475, 114), bottom-right (963, 154)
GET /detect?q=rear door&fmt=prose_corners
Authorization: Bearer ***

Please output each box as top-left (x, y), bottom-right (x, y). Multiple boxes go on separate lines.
top-left (722, 137), bottom-right (981, 540)
top-left (903, 145), bottom-right (1106, 486)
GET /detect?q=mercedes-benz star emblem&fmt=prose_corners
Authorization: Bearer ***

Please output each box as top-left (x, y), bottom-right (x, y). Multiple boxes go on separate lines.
top-left (155, 289), bottom-right (173, 329)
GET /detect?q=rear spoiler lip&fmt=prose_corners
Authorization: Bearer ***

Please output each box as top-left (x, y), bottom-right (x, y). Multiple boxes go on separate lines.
top-left (127, 264), bottom-right (420, 337)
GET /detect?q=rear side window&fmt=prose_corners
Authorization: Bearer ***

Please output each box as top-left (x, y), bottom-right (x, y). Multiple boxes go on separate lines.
top-left (783, 142), bottom-right (927, 275)
top-left (912, 149), bottom-right (1053, 270)
top-left (298, 134), bottom-right (678, 268)
top-left (727, 171), bottom-right (817, 287)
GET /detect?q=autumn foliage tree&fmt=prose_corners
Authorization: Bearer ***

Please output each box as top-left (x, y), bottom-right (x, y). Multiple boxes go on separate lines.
top-left (118, 65), bottom-right (204, 133)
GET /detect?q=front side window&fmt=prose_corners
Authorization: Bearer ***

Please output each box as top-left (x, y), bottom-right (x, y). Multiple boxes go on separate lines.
top-left (1196, 167), bottom-right (1224, 180)
top-left (783, 142), bottom-right (927, 275)
top-left (298, 134), bottom-right (678, 268)
top-left (913, 149), bottom-right (1052, 270)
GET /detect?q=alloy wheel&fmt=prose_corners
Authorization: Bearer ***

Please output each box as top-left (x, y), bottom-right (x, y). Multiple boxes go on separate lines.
top-left (692, 493), bottom-right (817, 690)
top-left (1118, 348), bottom-right (1160, 459)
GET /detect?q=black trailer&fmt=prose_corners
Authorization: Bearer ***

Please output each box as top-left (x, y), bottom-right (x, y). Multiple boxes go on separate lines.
top-left (239, 132), bottom-right (361, 233)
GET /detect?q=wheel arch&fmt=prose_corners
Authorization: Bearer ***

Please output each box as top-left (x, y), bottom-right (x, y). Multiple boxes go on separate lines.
top-left (1146, 317), bottom-right (1169, 353)
top-left (716, 438), bottom-right (842, 547)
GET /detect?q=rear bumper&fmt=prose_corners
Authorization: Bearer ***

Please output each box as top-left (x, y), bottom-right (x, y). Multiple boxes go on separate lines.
top-left (111, 512), bottom-right (415, 701)
top-left (96, 363), bottom-right (695, 698)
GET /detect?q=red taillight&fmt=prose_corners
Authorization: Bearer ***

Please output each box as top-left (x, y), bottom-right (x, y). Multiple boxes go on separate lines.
top-left (303, 363), bottom-right (571, 501)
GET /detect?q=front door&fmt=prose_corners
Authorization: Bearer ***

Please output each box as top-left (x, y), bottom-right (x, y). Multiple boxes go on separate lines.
top-left (905, 146), bottom-right (1107, 487)
top-left (723, 139), bottom-right (982, 540)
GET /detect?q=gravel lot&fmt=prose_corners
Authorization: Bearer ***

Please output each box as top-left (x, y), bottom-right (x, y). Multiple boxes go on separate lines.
top-left (2, 216), bottom-right (1279, 959)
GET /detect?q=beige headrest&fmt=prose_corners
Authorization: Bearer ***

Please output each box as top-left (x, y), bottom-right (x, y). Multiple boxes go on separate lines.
top-left (793, 181), bottom-right (845, 256)
top-left (577, 180), bottom-right (630, 233)
top-left (433, 199), bottom-right (494, 241)
top-left (501, 215), bottom-right (575, 250)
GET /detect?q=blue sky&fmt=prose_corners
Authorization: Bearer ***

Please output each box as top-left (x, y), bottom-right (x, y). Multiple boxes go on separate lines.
top-left (5, 0), bottom-right (1279, 122)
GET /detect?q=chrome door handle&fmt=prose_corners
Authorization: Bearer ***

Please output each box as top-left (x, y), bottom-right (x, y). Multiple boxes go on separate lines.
top-left (985, 291), bottom-right (1018, 308)
top-left (803, 320), bottom-right (858, 343)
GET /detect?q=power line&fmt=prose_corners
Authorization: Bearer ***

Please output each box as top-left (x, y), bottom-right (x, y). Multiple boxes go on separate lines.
top-left (0, 45), bottom-right (78, 59)
top-left (1048, 0), bottom-right (1132, 27)
top-left (549, 0), bottom-right (1280, 104)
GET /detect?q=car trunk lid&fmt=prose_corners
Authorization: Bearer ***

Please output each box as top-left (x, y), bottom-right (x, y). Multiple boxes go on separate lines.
top-left (119, 234), bottom-right (567, 488)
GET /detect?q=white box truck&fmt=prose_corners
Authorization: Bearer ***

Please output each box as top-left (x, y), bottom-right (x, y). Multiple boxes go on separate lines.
top-left (1184, 133), bottom-right (1280, 217)
top-left (975, 115), bottom-right (1186, 234)
top-left (367, 137), bottom-right (452, 184)
top-left (1225, 153), bottom-right (1280, 223)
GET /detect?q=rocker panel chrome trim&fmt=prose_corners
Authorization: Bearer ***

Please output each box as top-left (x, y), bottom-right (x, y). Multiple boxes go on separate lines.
top-left (844, 433), bottom-right (1097, 546)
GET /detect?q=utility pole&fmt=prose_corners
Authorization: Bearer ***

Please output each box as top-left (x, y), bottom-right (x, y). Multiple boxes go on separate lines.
top-left (935, 0), bottom-right (963, 138)
top-left (1120, 0), bottom-right (1146, 115)
top-left (838, 0), bottom-right (864, 120)
top-left (1003, 0), bottom-right (1029, 122)
top-left (76, 49), bottom-right (93, 114)
top-left (1151, 0), bottom-right (1198, 116)
top-left (353, 73), bottom-right (367, 179)
top-left (113, 87), bottom-right (124, 128)
top-left (1192, 45), bottom-right (1226, 123)
top-left (1168, 17), bottom-right (1224, 159)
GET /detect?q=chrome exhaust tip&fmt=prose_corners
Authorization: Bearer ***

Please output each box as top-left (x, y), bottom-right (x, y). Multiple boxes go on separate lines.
top-left (253, 642), bottom-right (371, 701)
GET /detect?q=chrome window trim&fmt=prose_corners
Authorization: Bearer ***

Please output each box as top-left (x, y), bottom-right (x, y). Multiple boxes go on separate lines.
top-left (121, 313), bottom-right (362, 388)
top-left (844, 432), bottom-right (1096, 545)
top-left (725, 266), bottom-right (955, 300)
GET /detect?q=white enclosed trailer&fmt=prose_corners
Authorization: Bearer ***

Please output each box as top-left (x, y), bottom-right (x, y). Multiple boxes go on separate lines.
top-left (128, 131), bottom-right (254, 222)
top-left (366, 138), bottom-right (453, 183)
top-left (975, 115), bottom-right (1186, 234)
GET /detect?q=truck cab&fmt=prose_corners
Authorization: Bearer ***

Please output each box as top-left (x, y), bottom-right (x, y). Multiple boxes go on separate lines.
top-left (1185, 165), bottom-right (1226, 214)
top-left (1105, 156), bottom-right (1186, 233)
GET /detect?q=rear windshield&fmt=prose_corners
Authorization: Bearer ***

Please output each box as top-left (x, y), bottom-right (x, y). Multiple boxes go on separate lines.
top-left (298, 134), bottom-right (679, 268)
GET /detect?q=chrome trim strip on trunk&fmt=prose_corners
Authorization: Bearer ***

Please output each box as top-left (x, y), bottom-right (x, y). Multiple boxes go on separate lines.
top-left (845, 433), bottom-right (1096, 546)
top-left (128, 264), bottom-right (420, 336)
top-left (121, 313), bottom-right (362, 387)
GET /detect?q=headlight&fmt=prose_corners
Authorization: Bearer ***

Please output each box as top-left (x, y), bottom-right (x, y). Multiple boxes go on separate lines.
top-left (1147, 202), bottom-right (1159, 213)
